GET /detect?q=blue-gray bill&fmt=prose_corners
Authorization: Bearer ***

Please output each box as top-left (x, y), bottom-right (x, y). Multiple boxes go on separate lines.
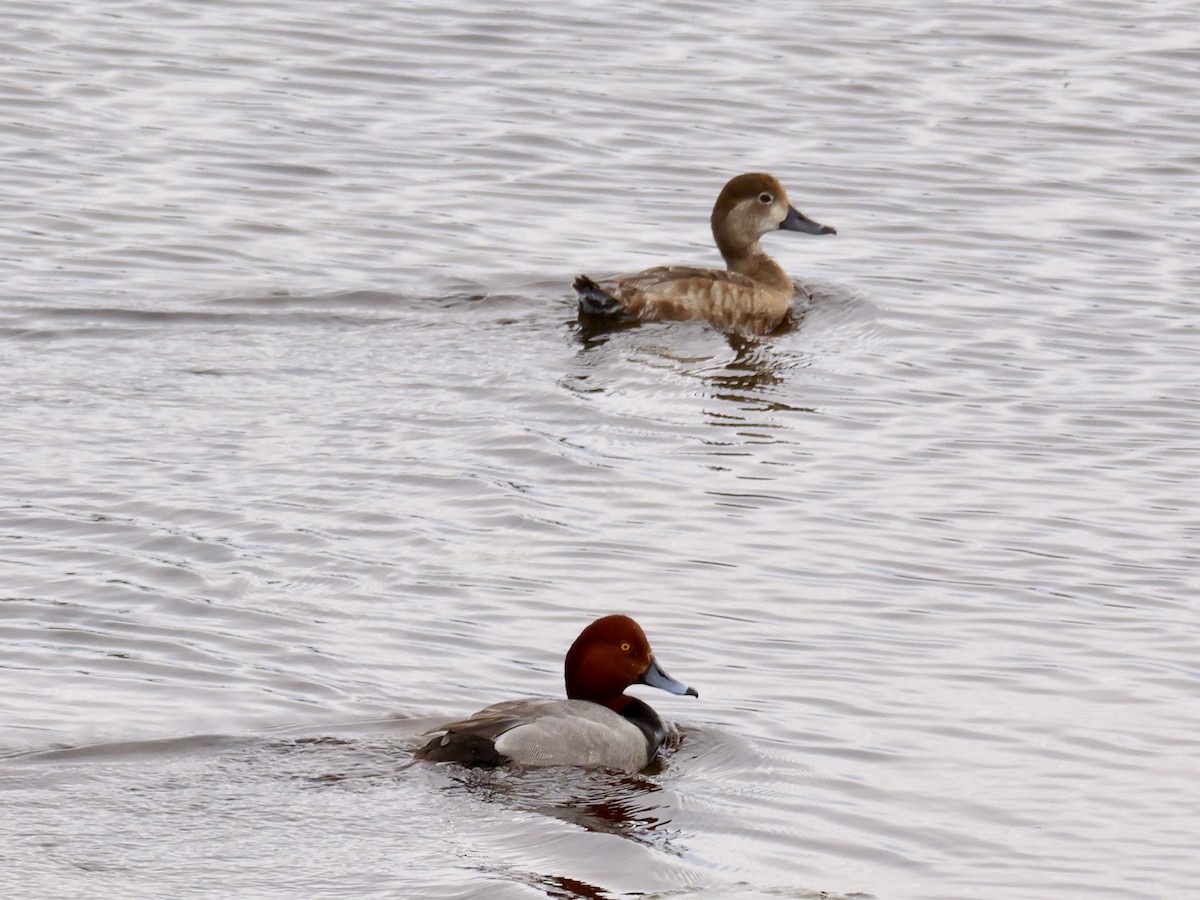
top-left (640, 656), bottom-right (699, 697)
top-left (781, 205), bottom-right (836, 235)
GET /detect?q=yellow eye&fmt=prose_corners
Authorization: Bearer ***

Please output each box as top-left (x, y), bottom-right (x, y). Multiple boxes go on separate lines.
top-left (620, 642), bottom-right (631, 652)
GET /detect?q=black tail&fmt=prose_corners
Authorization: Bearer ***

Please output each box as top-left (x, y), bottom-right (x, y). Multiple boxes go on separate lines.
top-left (573, 275), bottom-right (623, 317)
top-left (415, 732), bottom-right (506, 767)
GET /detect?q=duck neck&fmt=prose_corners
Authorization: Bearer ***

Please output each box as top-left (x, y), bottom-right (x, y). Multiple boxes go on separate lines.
top-left (719, 241), bottom-right (791, 290)
top-left (569, 687), bottom-right (628, 713)
top-left (565, 664), bottom-right (627, 711)
top-left (618, 696), bottom-right (668, 756)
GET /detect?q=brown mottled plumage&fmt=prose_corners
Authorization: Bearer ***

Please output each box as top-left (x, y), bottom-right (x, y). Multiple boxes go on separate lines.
top-left (574, 173), bottom-right (836, 335)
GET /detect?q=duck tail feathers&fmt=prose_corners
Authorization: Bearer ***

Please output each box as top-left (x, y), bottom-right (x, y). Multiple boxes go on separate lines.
top-left (573, 275), bottom-right (624, 317)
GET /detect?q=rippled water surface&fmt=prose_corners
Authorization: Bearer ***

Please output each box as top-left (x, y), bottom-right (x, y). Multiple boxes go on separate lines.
top-left (3, 2), bottom-right (1199, 898)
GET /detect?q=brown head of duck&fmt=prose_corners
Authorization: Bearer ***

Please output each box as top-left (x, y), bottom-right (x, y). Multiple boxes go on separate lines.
top-left (710, 172), bottom-right (835, 293)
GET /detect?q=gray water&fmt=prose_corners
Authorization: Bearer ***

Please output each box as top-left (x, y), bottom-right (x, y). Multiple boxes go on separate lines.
top-left (2, 2), bottom-right (1198, 898)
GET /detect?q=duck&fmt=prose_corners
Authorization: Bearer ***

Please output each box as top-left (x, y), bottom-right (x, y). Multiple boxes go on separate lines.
top-left (574, 172), bottom-right (835, 335)
top-left (415, 614), bottom-right (698, 772)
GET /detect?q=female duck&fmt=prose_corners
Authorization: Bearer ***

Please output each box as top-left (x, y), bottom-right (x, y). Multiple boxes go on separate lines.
top-left (415, 615), bottom-right (698, 772)
top-left (574, 172), bottom-right (835, 335)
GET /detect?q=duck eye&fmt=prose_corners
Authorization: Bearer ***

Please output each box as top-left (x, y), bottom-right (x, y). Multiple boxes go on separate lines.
top-left (620, 642), bottom-right (631, 652)
top-left (758, 192), bottom-right (773, 204)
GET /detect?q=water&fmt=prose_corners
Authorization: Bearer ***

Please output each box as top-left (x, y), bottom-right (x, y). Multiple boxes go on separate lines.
top-left (2, 1), bottom-right (1198, 897)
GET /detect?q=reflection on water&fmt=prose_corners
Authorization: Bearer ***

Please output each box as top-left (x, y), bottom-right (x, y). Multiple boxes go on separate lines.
top-left (530, 873), bottom-right (611, 900)
top-left (445, 764), bottom-right (679, 852)
top-left (706, 341), bottom-right (794, 405)
top-left (573, 311), bottom-right (641, 348)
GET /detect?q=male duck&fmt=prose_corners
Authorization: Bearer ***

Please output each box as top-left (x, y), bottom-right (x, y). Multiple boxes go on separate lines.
top-left (415, 614), bottom-right (698, 772)
top-left (574, 172), bottom-right (835, 335)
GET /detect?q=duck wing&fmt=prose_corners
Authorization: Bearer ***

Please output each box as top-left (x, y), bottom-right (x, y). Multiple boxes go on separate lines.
top-left (610, 265), bottom-right (755, 295)
top-left (575, 266), bottom-right (758, 322)
top-left (415, 698), bottom-right (559, 765)
top-left (415, 698), bottom-right (649, 771)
